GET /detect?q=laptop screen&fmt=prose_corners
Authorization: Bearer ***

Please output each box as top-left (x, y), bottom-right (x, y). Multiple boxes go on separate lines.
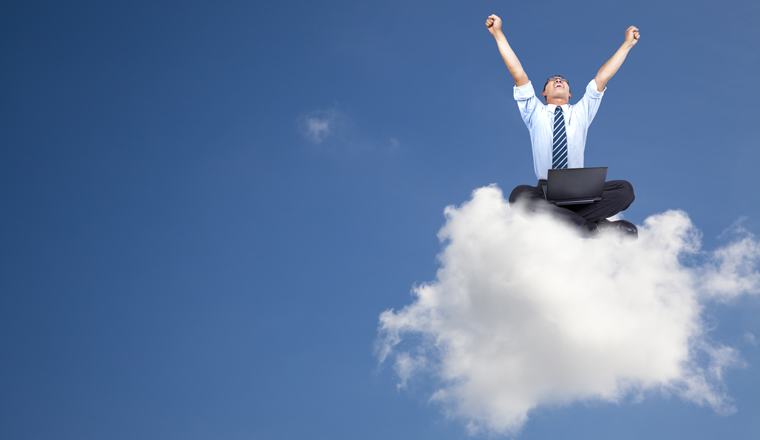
top-left (546, 167), bottom-right (607, 201)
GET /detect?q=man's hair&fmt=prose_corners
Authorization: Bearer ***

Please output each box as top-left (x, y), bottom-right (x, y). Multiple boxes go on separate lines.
top-left (543, 75), bottom-right (570, 103)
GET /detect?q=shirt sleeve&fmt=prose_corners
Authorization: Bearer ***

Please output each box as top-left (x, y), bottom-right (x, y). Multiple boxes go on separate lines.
top-left (574, 79), bottom-right (606, 125)
top-left (513, 81), bottom-right (540, 129)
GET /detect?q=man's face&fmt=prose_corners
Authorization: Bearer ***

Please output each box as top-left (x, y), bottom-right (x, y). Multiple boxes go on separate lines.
top-left (542, 76), bottom-right (571, 102)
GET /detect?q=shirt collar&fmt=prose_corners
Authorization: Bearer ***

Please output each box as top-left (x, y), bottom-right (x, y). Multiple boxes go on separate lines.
top-left (546, 103), bottom-right (569, 113)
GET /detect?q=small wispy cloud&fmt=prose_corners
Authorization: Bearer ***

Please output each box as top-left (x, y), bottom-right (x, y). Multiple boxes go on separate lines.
top-left (296, 106), bottom-right (399, 153)
top-left (744, 332), bottom-right (757, 345)
top-left (376, 185), bottom-right (760, 436)
top-left (298, 108), bottom-right (341, 144)
top-left (305, 118), bottom-right (331, 143)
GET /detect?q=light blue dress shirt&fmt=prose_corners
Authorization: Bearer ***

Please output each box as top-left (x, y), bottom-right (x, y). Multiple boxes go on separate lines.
top-left (514, 79), bottom-right (606, 180)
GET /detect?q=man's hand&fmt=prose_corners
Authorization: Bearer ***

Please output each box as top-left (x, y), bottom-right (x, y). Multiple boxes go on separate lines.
top-left (624, 26), bottom-right (640, 48)
top-left (485, 14), bottom-right (502, 36)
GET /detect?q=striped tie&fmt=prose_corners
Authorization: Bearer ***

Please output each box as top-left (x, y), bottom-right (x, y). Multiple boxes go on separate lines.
top-left (552, 106), bottom-right (568, 169)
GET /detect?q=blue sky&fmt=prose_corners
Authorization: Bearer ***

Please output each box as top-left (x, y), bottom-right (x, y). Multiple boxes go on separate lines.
top-left (2, 0), bottom-right (759, 439)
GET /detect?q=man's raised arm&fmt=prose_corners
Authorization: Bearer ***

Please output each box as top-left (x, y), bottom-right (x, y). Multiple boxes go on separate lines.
top-left (486, 14), bottom-right (529, 87)
top-left (594, 26), bottom-right (640, 92)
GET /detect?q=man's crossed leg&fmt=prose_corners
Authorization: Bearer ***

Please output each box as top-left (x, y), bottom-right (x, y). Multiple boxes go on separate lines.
top-left (509, 180), bottom-right (637, 238)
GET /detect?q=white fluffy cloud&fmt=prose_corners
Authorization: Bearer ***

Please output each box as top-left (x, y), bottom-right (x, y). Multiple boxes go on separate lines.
top-left (377, 185), bottom-right (760, 435)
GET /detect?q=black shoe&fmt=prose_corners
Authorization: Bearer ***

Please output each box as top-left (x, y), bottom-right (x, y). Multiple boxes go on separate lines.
top-left (596, 219), bottom-right (638, 241)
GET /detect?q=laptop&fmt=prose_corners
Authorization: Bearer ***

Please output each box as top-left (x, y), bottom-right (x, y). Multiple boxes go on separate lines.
top-left (542, 167), bottom-right (607, 206)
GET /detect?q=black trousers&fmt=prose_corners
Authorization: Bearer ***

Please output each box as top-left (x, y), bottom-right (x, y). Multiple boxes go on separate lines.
top-left (508, 180), bottom-right (635, 230)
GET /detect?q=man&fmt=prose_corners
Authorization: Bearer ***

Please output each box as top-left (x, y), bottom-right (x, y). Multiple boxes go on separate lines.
top-left (485, 14), bottom-right (639, 238)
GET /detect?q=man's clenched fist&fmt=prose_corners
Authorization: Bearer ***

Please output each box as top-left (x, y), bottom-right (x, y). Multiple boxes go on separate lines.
top-left (625, 26), bottom-right (640, 47)
top-left (485, 14), bottom-right (502, 36)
